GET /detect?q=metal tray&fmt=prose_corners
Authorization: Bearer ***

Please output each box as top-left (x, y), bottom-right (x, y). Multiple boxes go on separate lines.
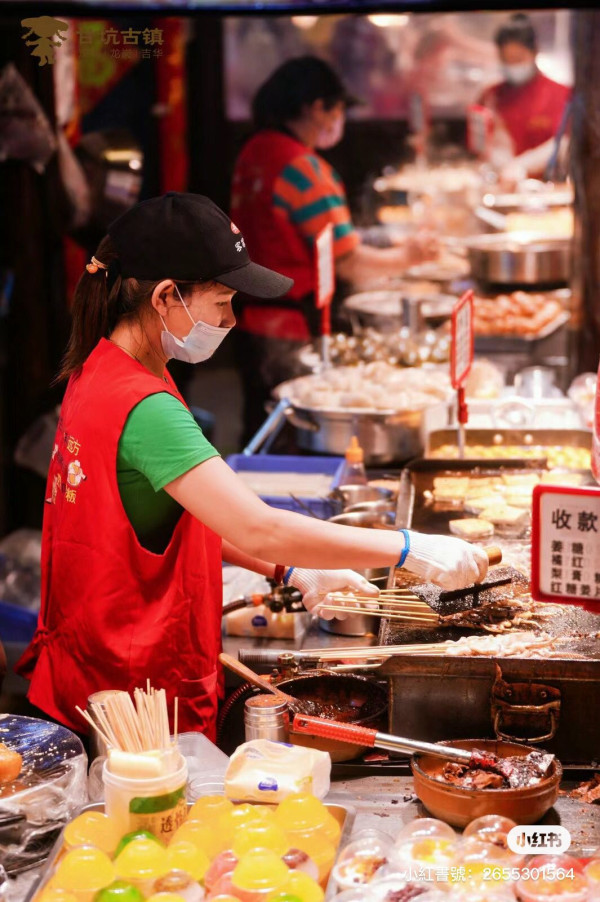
top-left (426, 427), bottom-right (592, 457)
top-left (24, 800), bottom-right (355, 901)
top-left (475, 310), bottom-right (570, 352)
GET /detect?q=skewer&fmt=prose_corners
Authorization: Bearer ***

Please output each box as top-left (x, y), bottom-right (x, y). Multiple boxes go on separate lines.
top-left (318, 605), bottom-right (440, 623)
top-left (300, 641), bottom-right (455, 659)
top-left (76, 706), bottom-right (114, 748)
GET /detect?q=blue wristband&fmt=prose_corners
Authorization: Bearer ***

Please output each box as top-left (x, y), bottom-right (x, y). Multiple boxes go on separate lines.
top-left (283, 567), bottom-right (294, 586)
top-left (397, 529), bottom-right (410, 568)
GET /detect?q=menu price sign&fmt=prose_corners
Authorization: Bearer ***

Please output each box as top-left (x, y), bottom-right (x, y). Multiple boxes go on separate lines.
top-left (450, 290), bottom-right (474, 459)
top-left (451, 290), bottom-right (474, 389)
top-left (532, 484), bottom-right (600, 611)
top-left (315, 223), bottom-right (335, 366)
top-left (409, 93), bottom-right (429, 166)
top-left (467, 104), bottom-right (494, 159)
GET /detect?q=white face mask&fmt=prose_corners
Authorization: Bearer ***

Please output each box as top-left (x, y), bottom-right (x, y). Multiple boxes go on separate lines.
top-left (160, 285), bottom-right (232, 364)
top-left (502, 62), bottom-right (536, 86)
top-left (316, 111), bottom-right (345, 150)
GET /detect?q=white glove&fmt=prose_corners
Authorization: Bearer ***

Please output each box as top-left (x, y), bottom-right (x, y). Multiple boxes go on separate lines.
top-left (402, 531), bottom-right (489, 591)
top-left (286, 568), bottom-right (379, 620)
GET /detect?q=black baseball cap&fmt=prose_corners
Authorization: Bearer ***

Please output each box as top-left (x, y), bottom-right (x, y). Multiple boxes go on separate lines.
top-left (108, 192), bottom-right (293, 299)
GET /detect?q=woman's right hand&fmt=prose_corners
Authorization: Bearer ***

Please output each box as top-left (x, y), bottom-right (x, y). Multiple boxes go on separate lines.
top-left (401, 531), bottom-right (489, 591)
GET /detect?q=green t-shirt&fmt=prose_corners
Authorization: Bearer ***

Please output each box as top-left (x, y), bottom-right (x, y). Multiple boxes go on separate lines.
top-left (117, 392), bottom-right (219, 554)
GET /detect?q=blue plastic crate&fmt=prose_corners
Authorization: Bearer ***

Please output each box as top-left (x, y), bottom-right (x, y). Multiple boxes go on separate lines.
top-left (0, 601), bottom-right (38, 644)
top-left (226, 454), bottom-right (344, 520)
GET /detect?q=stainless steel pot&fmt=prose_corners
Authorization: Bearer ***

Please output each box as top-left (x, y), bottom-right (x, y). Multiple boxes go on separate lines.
top-left (464, 232), bottom-right (571, 285)
top-left (272, 379), bottom-right (449, 464)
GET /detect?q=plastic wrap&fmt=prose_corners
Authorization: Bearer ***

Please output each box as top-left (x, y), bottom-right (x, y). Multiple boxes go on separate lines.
top-left (0, 716), bottom-right (87, 876)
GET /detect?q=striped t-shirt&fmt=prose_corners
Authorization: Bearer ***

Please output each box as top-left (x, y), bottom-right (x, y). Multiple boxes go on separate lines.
top-left (272, 153), bottom-right (358, 263)
top-left (231, 130), bottom-right (359, 340)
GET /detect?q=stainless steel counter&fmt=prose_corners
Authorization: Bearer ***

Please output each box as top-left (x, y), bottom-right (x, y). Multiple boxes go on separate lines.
top-left (222, 617), bottom-right (378, 682)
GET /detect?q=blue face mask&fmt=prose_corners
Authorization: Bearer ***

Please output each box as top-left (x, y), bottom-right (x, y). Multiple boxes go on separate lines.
top-left (160, 285), bottom-right (232, 364)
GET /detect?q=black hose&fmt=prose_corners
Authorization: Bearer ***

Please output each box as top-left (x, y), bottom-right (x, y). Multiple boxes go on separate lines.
top-left (222, 598), bottom-right (252, 617)
top-left (216, 681), bottom-right (256, 748)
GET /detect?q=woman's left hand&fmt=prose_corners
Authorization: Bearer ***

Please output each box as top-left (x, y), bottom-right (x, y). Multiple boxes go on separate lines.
top-left (285, 568), bottom-right (379, 620)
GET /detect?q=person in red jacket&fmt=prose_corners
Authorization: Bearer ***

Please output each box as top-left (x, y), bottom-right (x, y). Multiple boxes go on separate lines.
top-left (231, 56), bottom-right (438, 445)
top-left (479, 13), bottom-right (571, 182)
top-left (16, 193), bottom-right (487, 742)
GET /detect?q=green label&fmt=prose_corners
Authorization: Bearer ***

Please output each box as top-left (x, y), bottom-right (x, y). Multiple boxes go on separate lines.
top-left (129, 785), bottom-right (186, 815)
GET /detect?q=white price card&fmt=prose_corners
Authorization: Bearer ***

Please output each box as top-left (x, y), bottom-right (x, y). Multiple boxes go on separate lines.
top-left (467, 104), bottom-right (494, 157)
top-left (409, 93), bottom-right (426, 135)
top-left (315, 223), bottom-right (334, 310)
top-left (451, 290), bottom-right (474, 389)
top-left (532, 484), bottom-right (600, 609)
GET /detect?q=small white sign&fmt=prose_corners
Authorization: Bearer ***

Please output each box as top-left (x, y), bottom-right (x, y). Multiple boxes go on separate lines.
top-left (507, 825), bottom-right (571, 856)
top-left (315, 223), bottom-right (334, 310)
top-left (532, 484), bottom-right (600, 605)
top-left (409, 93), bottom-right (426, 134)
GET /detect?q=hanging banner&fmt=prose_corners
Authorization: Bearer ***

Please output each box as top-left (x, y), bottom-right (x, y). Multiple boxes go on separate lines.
top-left (531, 484), bottom-right (600, 610)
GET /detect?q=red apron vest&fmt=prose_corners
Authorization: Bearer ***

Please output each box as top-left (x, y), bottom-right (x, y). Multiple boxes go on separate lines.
top-left (16, 339), bottom-right (223, 740)
top-left (231, 130), bottom-right (314, 340)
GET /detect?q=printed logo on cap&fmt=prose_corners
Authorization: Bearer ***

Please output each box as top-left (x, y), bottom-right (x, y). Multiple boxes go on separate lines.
top-left (230, 221), bottom-right (240, 235)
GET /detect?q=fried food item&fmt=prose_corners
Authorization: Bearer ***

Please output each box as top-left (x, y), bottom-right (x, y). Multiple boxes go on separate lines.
top-left (473, 291), bottom-right (565, 338)
top-left (449, 518), bottom-right (494, 540)
top-left (501, 473), bottom-right (540, 487)
top-left (464, 494), bottom-right (506, 514)
top-left (505, 489), bottom-right (535, 509)
top-left (0, 743), bottom-right (23, 783)
top-left (478, 504), bottom-right (529, 527)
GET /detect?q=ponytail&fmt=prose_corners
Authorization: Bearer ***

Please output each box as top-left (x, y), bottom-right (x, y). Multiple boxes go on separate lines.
top-left (57, 236), bottom-right (173, 382)
top-left (57, 236), bottom-right (119, 382)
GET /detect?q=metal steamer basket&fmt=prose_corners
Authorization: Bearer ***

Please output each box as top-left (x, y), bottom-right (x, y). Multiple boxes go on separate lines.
top-left (273, 377), bottom-right (449, 465)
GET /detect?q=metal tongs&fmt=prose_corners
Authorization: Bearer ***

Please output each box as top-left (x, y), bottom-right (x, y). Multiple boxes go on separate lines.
top-left (293, 714), bottom-right (556, 787)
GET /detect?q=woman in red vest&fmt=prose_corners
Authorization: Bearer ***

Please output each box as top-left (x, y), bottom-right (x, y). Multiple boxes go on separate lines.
top-left (479, 14), bottom-right (571, 182)
top-left (231, 56), bottom-right (439, 444)
top-left (17, 193), bottom-right (487, 741)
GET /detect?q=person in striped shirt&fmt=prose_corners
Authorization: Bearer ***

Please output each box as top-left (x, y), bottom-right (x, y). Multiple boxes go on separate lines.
top-left (231, 56), bottom-right (437, 444)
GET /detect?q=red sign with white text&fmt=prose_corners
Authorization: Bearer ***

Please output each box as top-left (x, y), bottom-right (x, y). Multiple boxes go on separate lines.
top-left (451, 290), bottom-right (474, 389)
top-left (531, 484), bottom-right (600, 611)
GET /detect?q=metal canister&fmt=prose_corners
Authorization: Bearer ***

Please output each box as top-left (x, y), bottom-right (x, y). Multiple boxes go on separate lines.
top-left (244, 695), bottom-right (290, 742)
top-left (87, 688), bottom-right (121, 760)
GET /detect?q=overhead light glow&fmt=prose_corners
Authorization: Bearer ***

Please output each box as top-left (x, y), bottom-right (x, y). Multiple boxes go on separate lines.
top-left (291, 16), bottom-right (318, 30)
top-left (367, 14), bottom-right (410, 28)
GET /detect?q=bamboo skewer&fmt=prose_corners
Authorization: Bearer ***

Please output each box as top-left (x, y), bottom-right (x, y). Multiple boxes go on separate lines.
top-left (318, 605), bottom-right (440, 623)
top-left (79, 683), bottom-right (179, 753)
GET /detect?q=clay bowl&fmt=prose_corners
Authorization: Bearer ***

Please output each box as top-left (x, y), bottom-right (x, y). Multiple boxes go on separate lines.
top-left (277, 672), bottom-right (388, 763)
top-left (411, 738), bottom-right (562, 829)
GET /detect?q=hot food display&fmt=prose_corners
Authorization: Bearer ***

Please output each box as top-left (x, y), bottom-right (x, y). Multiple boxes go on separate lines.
top-left (473, 291), bottom-right (568, 339)
top-left (278, 364), bottom-right (451, 413)
top-left (303, 329), bottom-right (450, 369)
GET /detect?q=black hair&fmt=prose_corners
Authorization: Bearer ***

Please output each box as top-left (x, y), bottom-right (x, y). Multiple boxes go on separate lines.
top-left (57, 235), bottom-right (199, 382)
top-left (252, 55), bottom-right (351, 132)
top-left (494, 13), bottom-right (537, 53)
